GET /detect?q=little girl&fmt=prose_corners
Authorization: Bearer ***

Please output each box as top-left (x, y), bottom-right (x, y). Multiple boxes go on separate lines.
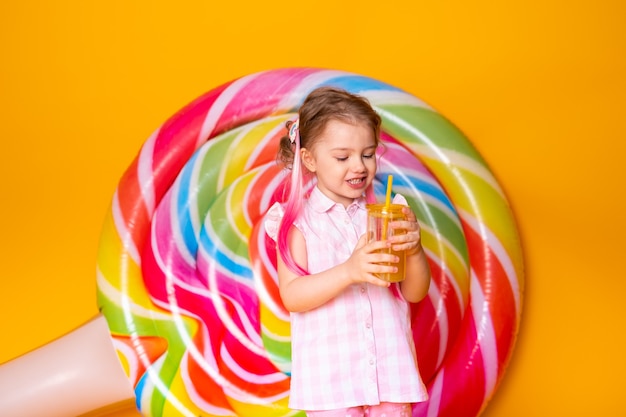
top-left (265, 87), bottom-right (430, 417)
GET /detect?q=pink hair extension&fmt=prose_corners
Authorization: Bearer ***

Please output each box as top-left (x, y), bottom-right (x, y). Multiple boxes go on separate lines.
top-left (277, 135), bottom-right (309, 276)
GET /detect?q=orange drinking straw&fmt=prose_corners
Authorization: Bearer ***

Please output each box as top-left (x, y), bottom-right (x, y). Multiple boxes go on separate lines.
top-left (382, 175), bottom-right (393, 239)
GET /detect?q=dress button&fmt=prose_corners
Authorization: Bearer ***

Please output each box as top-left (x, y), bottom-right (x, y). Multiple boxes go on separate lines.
top-left (360, 287), bottom-right (366, 293)
top-left (369, 359), bottom-right (374, 365)
top-left (366, 323), bottom-right (371, 329)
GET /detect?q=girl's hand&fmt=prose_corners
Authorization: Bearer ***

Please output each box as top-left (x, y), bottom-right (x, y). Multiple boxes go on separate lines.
top-left (345, 235), bottom-right (398, 287)
top-left (390, 206), bottom-right (424, 256)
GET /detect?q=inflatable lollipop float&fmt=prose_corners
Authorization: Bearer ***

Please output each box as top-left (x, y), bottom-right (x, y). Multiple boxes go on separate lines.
top-left (0, 68), bottom-right (524, 417)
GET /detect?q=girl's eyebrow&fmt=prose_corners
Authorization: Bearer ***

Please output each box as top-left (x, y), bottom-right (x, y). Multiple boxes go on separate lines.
top-left (330, 145), bottom-right (377, 152)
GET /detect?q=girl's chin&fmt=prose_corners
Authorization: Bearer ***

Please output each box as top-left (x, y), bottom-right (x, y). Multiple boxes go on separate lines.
top-left (343, 188), bottom-right (367, 201)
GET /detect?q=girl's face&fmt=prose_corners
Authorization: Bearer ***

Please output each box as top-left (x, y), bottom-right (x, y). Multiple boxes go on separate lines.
top-left (301, 119), bottom-right (377, 208)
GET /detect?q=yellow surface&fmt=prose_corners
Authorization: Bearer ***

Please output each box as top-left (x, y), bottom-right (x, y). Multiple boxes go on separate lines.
top-left (1, 1), bottom-right (624, 416)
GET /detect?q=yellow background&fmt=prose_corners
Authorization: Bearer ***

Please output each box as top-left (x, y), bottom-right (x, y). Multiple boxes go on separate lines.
top-left (1, 1), bottom-right (625, 416)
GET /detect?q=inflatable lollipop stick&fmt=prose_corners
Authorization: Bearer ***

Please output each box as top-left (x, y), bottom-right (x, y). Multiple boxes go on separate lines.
top-left (0, 315), bottom-right (135, 417)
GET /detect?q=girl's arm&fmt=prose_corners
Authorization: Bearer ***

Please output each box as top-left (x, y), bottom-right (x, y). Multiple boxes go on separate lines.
top-left (391, 206), bottom-right (432, 303)
top-left (277, 226), bottom-right (398, 313)
top-left (400, 244), bottom-right (431, 303)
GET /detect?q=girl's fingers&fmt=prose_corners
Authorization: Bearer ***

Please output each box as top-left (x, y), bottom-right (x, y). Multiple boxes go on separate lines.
top-left (372, 252), bottom-right (399, 265)
top-left (390, 230), bottom-right (420, 244)
top-left (402, 206), bottom-right (417, 221)
top-left (364, 239), bottom-right (393, 253)
top-left (393, 220), bottom-right (419, 231)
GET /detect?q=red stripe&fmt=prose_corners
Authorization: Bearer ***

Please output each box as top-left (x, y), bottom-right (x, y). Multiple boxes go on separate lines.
top-left (412, 298), bottom-right (440, 382)
top-left (463, 219), bottom-right (518, 369)
top-left (116, 157), bottom-right (150, 252)
top-left (438, 313), bottom-right (486, 417)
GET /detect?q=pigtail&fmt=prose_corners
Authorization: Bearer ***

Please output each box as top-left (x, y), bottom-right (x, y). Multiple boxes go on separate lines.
top-left (277, 120), bottom-right (308, 276)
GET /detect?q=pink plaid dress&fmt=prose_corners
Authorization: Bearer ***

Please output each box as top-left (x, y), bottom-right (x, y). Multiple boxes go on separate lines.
top-left (265, 187), bottom-right (428, 411)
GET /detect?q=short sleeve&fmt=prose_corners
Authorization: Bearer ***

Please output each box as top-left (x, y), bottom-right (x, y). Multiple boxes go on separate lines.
top-left (392, 193), bottom-right (408, 206)
top-left (264, 202), bottom-right (285, 241)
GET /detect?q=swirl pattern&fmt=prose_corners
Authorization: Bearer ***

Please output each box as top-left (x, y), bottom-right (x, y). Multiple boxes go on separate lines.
top-left (96, 68), bottom-right (524, 417)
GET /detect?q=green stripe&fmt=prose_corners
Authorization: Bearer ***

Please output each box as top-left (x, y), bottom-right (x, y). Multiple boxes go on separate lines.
top-left (377, 104), bottom-right (488, 165)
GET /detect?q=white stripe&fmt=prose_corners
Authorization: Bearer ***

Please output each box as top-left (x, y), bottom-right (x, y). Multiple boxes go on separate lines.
top-left (470, 270), bottom-right (499, 397)
top-left (167, 178), bottom-right (196, 266)
top-left (367, 89), bottom-right (432, 109)
top-left (423, 264), bottom-right (449, 367)
top-left (198, 72), bottom-right (263, 144)
top-left (426, 370), bottom-right (444, 417)
top-left (137, 129), bottom-right (158, 214)
top-left (110, 338), bottom-right (138, 384)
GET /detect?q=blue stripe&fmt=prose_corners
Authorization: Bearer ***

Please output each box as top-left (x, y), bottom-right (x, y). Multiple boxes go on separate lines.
top-left (134, 372), bottom-right (148, 411)
top-left (374, 172), bottom-right (455, 213)
top-left (177, 151), bottom-right (201, 256)
top-left (321, 75), bottom-right (404, 94)
top-left (199, 227), bottom-right (253, 280)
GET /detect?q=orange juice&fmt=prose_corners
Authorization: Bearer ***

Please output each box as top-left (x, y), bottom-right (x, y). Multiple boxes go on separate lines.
top-left (366, 203), bottom-right (407, 282)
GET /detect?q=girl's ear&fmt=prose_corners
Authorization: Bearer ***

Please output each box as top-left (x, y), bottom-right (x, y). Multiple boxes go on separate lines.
top-left (300, 148), bottom-right (316, 173)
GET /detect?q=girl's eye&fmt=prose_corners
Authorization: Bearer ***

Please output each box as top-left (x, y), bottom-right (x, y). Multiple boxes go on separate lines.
top-left (363, 154), bottom-right (374, 159)
top-left (336, 157), bottom-right (348, 162)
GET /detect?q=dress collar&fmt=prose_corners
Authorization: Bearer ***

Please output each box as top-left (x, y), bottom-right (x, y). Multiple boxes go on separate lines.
top-left (309, 187), bottom-right (367, 214)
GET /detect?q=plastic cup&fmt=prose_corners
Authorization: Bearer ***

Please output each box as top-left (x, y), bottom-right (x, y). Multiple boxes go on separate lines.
top-left (366, 203), bottom-right (407, 282)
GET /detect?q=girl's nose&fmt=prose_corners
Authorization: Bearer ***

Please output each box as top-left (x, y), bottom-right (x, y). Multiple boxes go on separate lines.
top-left (351, 157), bottom-right (366, 172)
